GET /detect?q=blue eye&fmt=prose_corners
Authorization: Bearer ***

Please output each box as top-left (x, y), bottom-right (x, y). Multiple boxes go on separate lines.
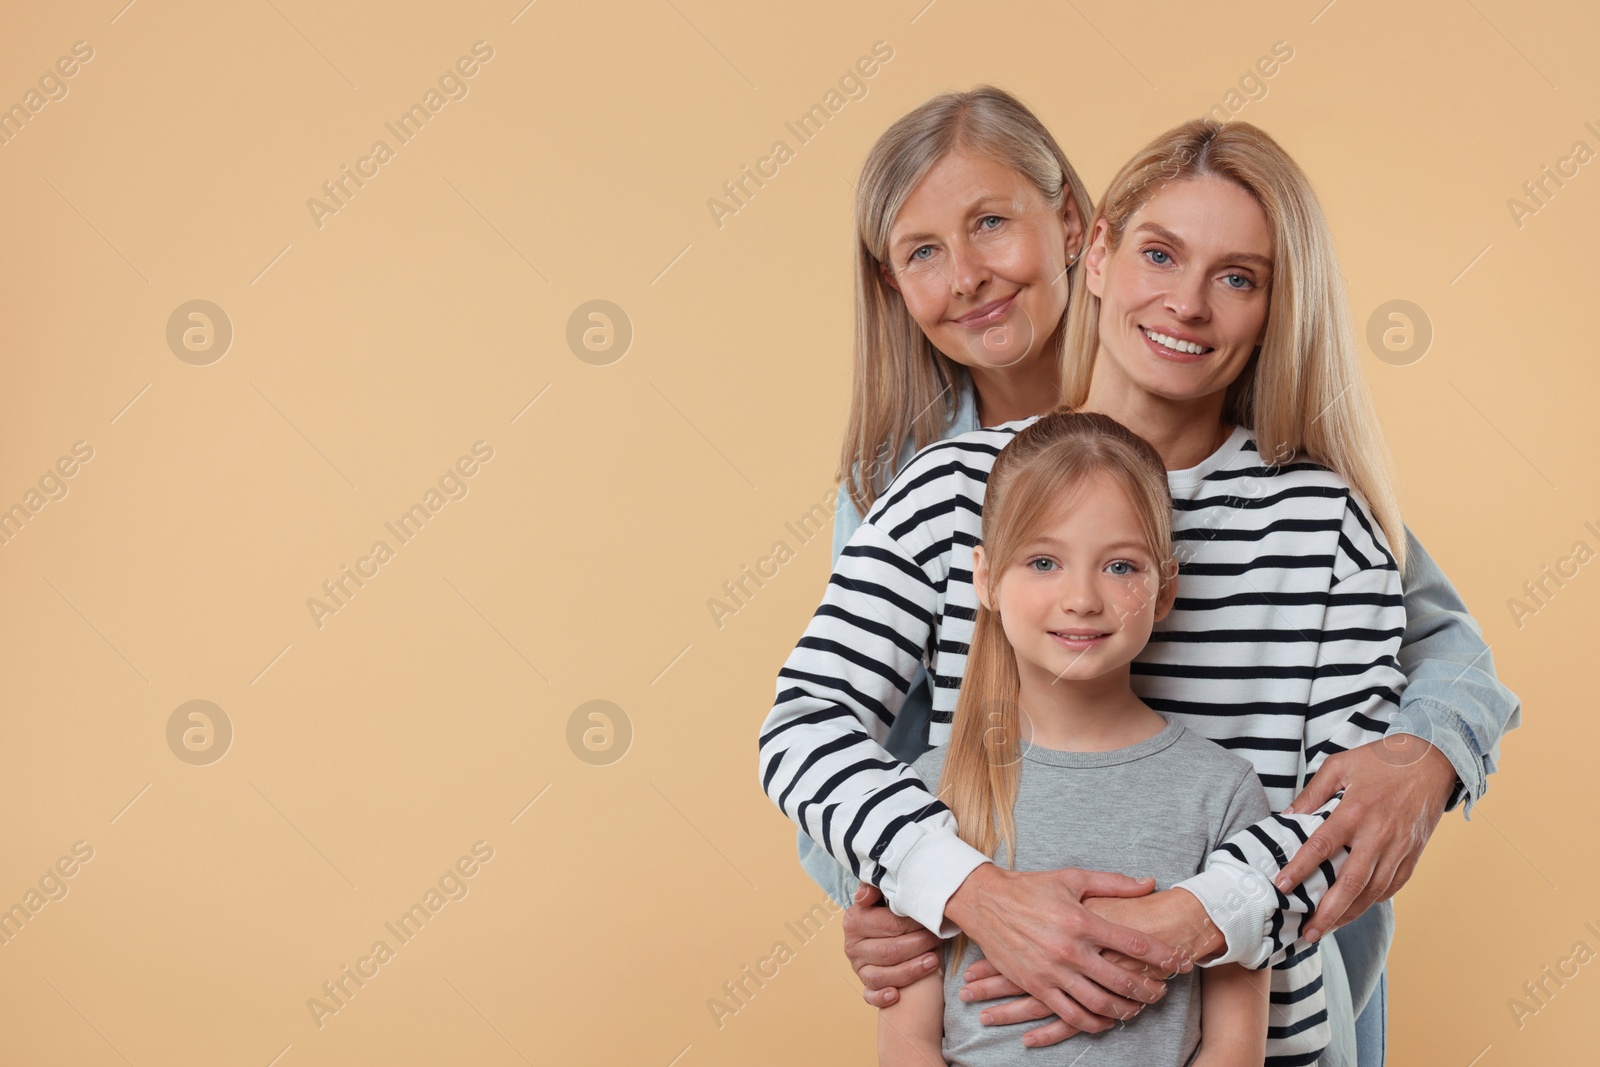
top-left (1223, 273), bottom-right (1253, 289)
top-left (910, 245), bottom-right (934, 263)
top-left (1106, 560), bottom-right (1137, 575)
top-left (979, 215), bottom-right (1003, 231)
top-left (1027, 557), bottom-right (1056, 573)
top-left (1143, 248), bottom-right (1171, 266)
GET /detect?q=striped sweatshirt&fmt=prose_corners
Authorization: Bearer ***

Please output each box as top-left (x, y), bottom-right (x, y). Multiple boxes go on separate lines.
top-left (757, 419), bottom-right (1407, 1065)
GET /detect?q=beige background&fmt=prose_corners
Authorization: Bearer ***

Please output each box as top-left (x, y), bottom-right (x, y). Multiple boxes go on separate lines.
top-left (0, 0), bottom-right (1594, 1063)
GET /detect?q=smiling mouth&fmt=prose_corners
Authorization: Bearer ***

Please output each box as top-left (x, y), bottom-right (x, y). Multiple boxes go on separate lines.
top-left (957, 293), bottom-right (1017, 327)
top-left (1140, 325), bottom-right (1214, 356)
top-left (1049, 630), bottom-right (1111, 646)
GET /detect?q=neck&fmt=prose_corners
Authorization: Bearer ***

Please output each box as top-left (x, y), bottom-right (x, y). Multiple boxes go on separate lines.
top-left (1014, 662), bottom-right (1165, 752)
top-left (966, 344), bottom-right (1064, 428)
top-left (1079, 355), bottom-right (1233, 470)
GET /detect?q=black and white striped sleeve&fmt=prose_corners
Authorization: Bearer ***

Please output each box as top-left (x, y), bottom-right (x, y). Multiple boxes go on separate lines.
top-left (757, 519), bottom-right (990, 938)
top-left (1175, 493), bottom-right (1407, 969)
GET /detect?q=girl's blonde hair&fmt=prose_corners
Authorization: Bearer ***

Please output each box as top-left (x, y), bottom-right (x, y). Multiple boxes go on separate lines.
top-left (1062, 117), bottom-right (1406, 568)
top-left (838, 85), bottom-right (1095, 518)
top-left (934, 410), bottom-right (1176, 970)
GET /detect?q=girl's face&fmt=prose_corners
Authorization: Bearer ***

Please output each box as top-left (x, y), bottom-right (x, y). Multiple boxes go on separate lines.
top-left (1084, 175), bottom-right (1273, 408)
top-left (974, 472), bottom-right (1173, 688)
top-left (880, 148), bottom-right (1082, 372)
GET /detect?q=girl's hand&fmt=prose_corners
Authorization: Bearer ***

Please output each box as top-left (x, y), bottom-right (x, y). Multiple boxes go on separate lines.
top-left (1274, 736), bottom-right (1456, 942)
top-left (844, 884), bottom-right (943, 1008)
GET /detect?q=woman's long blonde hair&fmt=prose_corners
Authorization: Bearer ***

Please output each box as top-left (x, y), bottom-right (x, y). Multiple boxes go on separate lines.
top-left (934, 410), bottom-right (1177, 971)
top-left (838, 86), bottom-right (1095, 518)
top-left (1062, 118), bottom-right (1406, 568)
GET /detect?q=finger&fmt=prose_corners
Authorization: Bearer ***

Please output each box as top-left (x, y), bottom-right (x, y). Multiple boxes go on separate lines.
top-left (854, 883), bottom-right (882, 906)
top-left (1305, 853), bottom-right (1373, 942)
top-left (1060, 972), bottom-right (1144, 1026)
top-left (849, 926), bottom-right (941, 969)
top-left (1020, 1017), bottom-right (1082, 1048)
top-left (1283, 755), bottom-right (1347, 817)
top-left (861, 983), bottom-right (897, 1009)
top-left (974, 994), bottom-right (1056, 1027)
top-left (1069, 870), bottom-right (1159, 899)
top-left (1073, 947), bottom-right (1168, 1005)
top-left (957, 974), bottom-right (1028, 1003)
top-left (1275, 812), bottom-right (1353, 892)
top-left (1387, 852), bottom-right (1421, 898)
top-left (1079, 911), bottom-right (1185, 980)
top-left (1342, 853), bottom-right (1404, 928)
top-left (857, 953), bottom-right (942, 993)
top-left (845, 903), bottom-right (924, 941)
top-left (1036, 987), bottom-right (1117, 1036)
top-left (962, 957), bottom-right (1001, 983)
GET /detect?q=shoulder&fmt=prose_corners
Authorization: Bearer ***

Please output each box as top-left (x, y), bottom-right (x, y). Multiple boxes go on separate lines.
top-left (1164, 721), bottom-right (1260, 783)
top-left (1219, 438), bottom-right (1397, 571)
top-left (860, 416), bottom-right (1040, 548)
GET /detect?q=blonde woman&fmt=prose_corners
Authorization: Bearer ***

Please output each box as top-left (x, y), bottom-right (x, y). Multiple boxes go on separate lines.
top-left (770, 114), bottom-right (1521, 1066)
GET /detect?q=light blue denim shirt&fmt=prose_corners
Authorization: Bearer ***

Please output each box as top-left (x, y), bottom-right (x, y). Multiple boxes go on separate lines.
top-left (797, 378), bottom-right (1522, 912)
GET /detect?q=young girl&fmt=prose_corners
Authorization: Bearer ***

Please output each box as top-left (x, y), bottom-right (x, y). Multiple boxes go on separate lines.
top-left (874, 411), bottom-right (1277, 1067)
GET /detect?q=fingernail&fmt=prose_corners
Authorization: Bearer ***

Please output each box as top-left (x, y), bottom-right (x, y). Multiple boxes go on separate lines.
top-left (980, 1011), bottom-right (991, 1024)
top-left (1283, 804), bottom-right (1295, 815)
top-left (1305, 927), bottom-right (1321, 943)
top-left (959, 988), bottom-right (972, 1001)
top-left (1274, 875), bottom-right (1290, 892)
top-left (922, 955), bottom-right (937, 969)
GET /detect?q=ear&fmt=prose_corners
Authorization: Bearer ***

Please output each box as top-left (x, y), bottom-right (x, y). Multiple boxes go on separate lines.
top-left (1153, 557), bottom-right (1179, 621)
top-left (879, 259), bottom-right (901, 294)
top-left (1059, 195), bottom-right (1086, 269)
top-left (1083, 218), bottom-right (1112, 299)
top-left (973, 545), bottom-right (996, 612)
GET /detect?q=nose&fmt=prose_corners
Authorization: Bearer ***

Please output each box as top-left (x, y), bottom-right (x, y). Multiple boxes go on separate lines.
top-left (945, 235), bottom-right (990, 298)
top-left (1059, 566), bottom-right (1102, 616)
top-left (1164, 265), bottom-right (1211, 322)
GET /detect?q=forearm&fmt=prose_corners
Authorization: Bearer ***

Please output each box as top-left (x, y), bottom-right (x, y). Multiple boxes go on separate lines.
top-left (1192, 961), bottom-right (1269, 1067)
top-left (877, 969), bottom-right (946, 1066)
top-left (1395, 525), bottom-right (1523, 817)
top-left (760, 522), bottom-right (962, 923)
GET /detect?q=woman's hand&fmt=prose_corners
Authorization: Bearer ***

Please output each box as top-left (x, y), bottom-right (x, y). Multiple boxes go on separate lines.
top-left (956, 889), bottom-right (1220, 1047)
top-left (936, 863), bottom-right (1186, 1039)
top-left (843, 884), bottom-right (944, 1008)
top-left (1275, 735), bottom-right (1457, 942)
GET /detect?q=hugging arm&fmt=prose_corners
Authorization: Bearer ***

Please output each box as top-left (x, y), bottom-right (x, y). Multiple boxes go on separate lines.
top-left (758, 518), bottom-right (991, 936)
top-left (1268, 525), bottom-right (1525, 934)
top-left (1173, 495), bottom-right (1408, 968)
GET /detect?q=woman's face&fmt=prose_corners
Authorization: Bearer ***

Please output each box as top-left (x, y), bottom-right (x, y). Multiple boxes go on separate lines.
top-left (880, 148), bottom-right (1082, 372)
top-left (1084, 175), bottom-right (1273, 407)
top-left (975, 472), bottom-right (1172, 689)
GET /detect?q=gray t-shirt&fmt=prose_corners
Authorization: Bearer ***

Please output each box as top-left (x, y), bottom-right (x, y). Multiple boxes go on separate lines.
top-left (911, 714), bottom-right (1272, 1067)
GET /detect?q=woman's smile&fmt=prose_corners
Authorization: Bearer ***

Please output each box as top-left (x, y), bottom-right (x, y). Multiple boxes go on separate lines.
top-left (1138, 324), bottom-right (1215, 362)
top-left (955, 291), bottom-right (1019, 328)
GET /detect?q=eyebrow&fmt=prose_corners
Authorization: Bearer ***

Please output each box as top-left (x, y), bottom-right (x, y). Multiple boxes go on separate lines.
top-left (1022, 535), bottom-right (1151, 555)
top-left (1132, 221), bottom-right (1273, 270)
top-left (891, 196), bottom-right (1018, 249)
